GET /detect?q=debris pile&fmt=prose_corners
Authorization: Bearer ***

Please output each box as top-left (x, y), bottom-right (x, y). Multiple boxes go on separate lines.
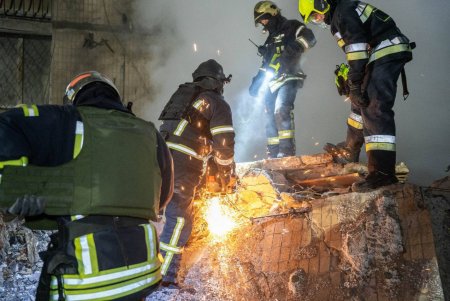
top-left (0, 154), bottom-right (447, 301)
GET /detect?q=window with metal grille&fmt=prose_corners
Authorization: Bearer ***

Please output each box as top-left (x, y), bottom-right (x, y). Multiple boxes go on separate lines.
top-left (0, 34), bottom-right (51, 106)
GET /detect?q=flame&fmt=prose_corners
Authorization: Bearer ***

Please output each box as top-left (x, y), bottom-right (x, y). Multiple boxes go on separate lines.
top-left (205, 197), bottom-right (237, 240)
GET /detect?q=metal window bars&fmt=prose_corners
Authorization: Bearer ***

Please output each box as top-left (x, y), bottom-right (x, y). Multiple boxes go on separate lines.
top-left (0, 0), bottom-right (51, 19)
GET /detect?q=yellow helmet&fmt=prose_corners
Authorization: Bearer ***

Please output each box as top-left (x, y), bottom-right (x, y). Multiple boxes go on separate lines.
top-left (254, 1), bottom-right (280, 25)
top-left (298, 0), bottom-right (330, 24)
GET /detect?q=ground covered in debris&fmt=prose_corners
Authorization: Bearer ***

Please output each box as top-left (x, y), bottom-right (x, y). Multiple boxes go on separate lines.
top-left (0, 154), bottom-right (448, 301)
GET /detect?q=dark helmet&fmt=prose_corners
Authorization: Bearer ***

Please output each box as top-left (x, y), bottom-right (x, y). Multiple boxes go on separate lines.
top-left (192, 59), bottom-right (230, 82)
top-left (63, 71), bottom-right (121, 105)
top-left (254, 1), bottom-right (280, 26)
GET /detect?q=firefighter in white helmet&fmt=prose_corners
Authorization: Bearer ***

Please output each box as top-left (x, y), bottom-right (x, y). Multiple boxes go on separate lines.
top-left (250, 1), bottom-right (316, 158)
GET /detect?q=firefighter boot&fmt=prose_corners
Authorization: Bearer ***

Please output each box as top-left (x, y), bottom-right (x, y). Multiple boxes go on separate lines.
top-left (352, 151), bottom-right (398, 192)
top-left (323, 142), bottom-right (360, 164)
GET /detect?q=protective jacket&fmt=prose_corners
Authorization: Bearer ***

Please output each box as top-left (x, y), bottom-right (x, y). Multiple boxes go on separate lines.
top-left (329, 0), bottom-right (412, 84)
top-left (0, 103), bottom-right (173, 300)
top-left (160, 83), bottom-right (235, 167)
top-left (259, 15), bottom-right (316, 92)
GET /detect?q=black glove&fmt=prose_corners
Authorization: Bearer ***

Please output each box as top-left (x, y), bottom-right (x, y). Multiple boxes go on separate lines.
top-left (8, 195), bottom-right (46, 216)
top-left (349, 83), bottom-right (369, 108)
top-left (257, 45), bottom-right (268, 57)
top-left (216, 163), bottom-right (236, 193)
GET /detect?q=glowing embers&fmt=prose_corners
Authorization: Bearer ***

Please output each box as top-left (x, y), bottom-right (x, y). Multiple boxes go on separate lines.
top-left (204, 196), bottom-right (238, 241)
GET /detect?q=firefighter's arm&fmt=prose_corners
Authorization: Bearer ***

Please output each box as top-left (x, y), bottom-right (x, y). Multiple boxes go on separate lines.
top-left (340, 7), bottom-right (370, 107)
top-left (156, 130), bottom-right (174, 211)
top-left (283, 21), bottom-right (316, 56)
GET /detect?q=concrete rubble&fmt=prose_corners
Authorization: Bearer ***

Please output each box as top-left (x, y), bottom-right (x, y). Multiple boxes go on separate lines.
top-left (0, 154), bottom-right (448, 301)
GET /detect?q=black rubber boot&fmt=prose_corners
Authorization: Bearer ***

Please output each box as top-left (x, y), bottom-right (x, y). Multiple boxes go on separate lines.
top-left (352, 171), bottom-right (398, 192)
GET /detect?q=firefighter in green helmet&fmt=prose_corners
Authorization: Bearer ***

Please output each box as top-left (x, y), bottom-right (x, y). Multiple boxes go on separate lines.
top-left (250, 1), bottom-right (316, 158)
top-left (298, 0), bottom-right (414, 192)
top-left (0, 71), bottom-right (174, 300)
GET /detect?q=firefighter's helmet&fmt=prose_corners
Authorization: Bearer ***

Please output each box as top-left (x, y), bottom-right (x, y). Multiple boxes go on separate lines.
top-left (63, 71), bottom-right (121, 105)
top-left (254, 1), bottom-right (280, 25)
top-left (298, 0), bottom-right (330, 24)
top-left (192, 59), bottom-right (230, 82)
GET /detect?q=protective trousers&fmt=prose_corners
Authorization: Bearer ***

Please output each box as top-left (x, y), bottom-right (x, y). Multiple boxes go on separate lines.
top-left (264, 81), bottom-right (298, 158)
top-left (358, 59), bottom-right (406, 175)
top-left (159, 151), bottom-right (203, 283)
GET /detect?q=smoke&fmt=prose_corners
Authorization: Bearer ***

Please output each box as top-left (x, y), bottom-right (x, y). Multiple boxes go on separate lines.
top-left (131, 0), bottom-right (450, 186)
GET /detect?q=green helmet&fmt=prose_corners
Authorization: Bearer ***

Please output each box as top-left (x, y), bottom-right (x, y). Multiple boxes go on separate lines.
top-left (254, 1), bottom-right (280, 26)
top-left (298, 0), bottom-right (330, 24)
top-left (63, 71), bottom-right (121, 105)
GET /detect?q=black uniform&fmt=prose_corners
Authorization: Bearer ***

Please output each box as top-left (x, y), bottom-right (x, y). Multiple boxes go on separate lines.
top-left (329, 0), bottom-right (412, 175)
top-left (250, 14), bottom-right (316, 158)
top-left (159, 83), bottom-right (235, 284)
top-left (0, 101), bottom-right (173, 300)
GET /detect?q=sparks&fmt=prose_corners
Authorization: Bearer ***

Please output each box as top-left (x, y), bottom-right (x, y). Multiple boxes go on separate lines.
top-left (217, 49), bottom-right (221, 56)
top-left (193, 43), bottom-right (197, 52)
top-left (314, 142), bottom-right (319, 146)
top-left (205, 197), bottom-right (237, 241)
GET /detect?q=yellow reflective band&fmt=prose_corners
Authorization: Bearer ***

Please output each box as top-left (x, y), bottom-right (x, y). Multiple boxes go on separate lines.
top-left (278, 130), bottom-right (295, 139)
top-left (73, 121), bottom-right (84, 159)
top-left (71, 215), bottom-right (85, 221)
top-left (365, 134), bottom-right (396, 144)
top-left (193, 99), bottom-right (205, 110)
top-left (345, 43), bottom-right (368, 53)
top-left (337, 39), bottom-right (345, 48)
top-left (142, 224), bottom-right (158, 263)
top-left (347, 118), bottom-right (363, 130)
top-left (0, 156), bottom-right (28, 168)
top-left (369, 43), bottom-right (411, 63)
top-left (346, 51), bottom-right (369, 61)
top-left (19, 104), bottom-right (39, 117)
top-left (161, 217), bottom-right (185, 275)
top-left (50, 269), bottom-right (161, 301)
top-left (211, 126), bottom-right (234, 135)
top-left (74, 233), bottom-right (98, 275)
top-left (267, 137), bottom-right (279, 145)
top-left (174, 119), bottom-right (188, 136)
top-left (160, 242), bottom-right (183, 254)
top-left (356, 3), bottom-right (375, 23)
top-left (166, 142), bottom-right (203, 160)
top-left (366, 142), bottom-right (396, 152)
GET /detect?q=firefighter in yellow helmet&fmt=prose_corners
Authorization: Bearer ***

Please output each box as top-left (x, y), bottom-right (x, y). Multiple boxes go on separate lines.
top-left (250, 1), bottom-right (316, 158)
top-left (0, 71), bottom-right (174, 300)
top-left (298, 0), bottom-right (414, 192)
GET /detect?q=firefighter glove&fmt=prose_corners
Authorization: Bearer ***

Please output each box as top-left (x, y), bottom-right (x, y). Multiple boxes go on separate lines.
top-left (8, 195), bottom-right (46, 216)
top-left (334, 63), bottom-right (349, 96)
top-left (217, 163), bottom-right (236, 193)
top-left (349, 83), bottom-right (369, 108)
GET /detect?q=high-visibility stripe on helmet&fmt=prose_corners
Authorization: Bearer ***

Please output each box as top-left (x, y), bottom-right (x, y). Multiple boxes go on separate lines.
top-left (211, 126), bottom-right (234, 135)
top-left (19, 104), bottom-right (39, 117)
top-left (347, 112), bottom-right (363, 130)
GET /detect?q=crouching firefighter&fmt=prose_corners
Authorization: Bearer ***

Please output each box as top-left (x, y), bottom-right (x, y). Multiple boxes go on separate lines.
top-left (249, 1), bottom-right (316, 158)
top-left (0, 71), bottom-right (174, 301)
top-left (299, 0), bottom-right (414, 192)
top-left (158, 59), bottom-right (236, 287)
